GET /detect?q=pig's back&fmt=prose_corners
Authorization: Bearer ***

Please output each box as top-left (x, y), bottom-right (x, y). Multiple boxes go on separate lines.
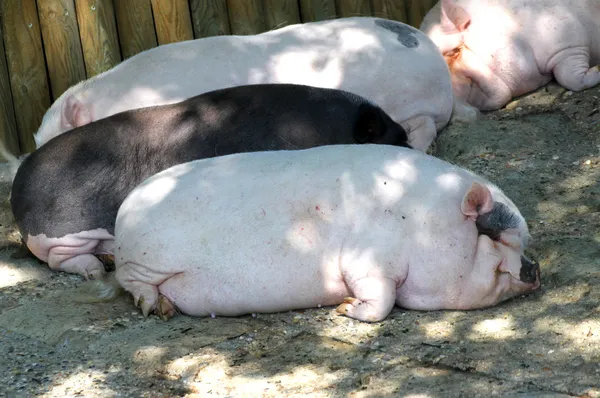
top-left (87, 17), bottom-right (453, 131)
top-left (115, 145), bottom-right (474, 275)
top-left (13, 84), bottom-right (399, 240)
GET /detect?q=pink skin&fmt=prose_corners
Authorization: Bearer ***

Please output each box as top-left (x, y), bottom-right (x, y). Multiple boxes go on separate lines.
top-left (420, 0), bottom-right (600, 110)
top-left (26, 229), bottom-right (114, 279)
top-left (34, 17), bottom-right (454, 152)
top-left (110, 146), bottom-right (540, 321)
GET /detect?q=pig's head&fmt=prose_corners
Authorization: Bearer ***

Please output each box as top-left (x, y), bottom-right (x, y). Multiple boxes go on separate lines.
top-left (455, 181), bottom-right (541, 309)
top-left (34, 93), bottom-right (92, 148)
top-left (353, 103), bottom-right (412, 148)
top-left (420, 0), bottom-right (509, 110)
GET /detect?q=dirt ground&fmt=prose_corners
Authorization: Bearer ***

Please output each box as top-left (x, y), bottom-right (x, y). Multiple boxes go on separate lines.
top-left (0, 82), bottom-right (598, 397)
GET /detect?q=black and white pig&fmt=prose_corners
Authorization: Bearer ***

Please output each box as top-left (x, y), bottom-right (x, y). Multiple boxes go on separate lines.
top-left (10, 84), bottom-right (410, 279)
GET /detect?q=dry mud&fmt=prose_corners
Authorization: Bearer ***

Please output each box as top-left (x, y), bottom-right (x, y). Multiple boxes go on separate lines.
top-left (0, 83), bottom-right (598, 397)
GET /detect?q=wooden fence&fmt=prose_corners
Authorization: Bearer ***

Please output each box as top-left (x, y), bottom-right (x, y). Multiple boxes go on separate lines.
top-left (0, 0), bottom-right (436, 155)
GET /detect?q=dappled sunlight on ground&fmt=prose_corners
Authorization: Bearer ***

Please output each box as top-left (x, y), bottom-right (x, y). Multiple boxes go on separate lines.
top-left (469, 314), bottom-right (518, 340)
top-left (42, 369), bottom-right (115, 397)
top-left (0, 262), bottom-right (41, 288)
top-left (0, 84), bottom-right (599, 396)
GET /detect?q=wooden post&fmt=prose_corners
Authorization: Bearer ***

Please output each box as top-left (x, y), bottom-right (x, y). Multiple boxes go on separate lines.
top-left (114, 0), bottom-right (158, 59)
top-left (0, 11), bottom-right (20, 157)
top-left (74, 0), bottom-right (121, 78)
top-left (189, 0), bottom-right (230, 38)
top-left (334, 0), bottom-right (371, 18)
top-left (298, 0), bottom-right (336, 22)
top-left (263, 0), bottom-right (301, 30)
top-left (226, 0), bottom-right (266, 35)
top-left (406, 0), bottom-right (436, 27)
top-left (150, 0), bottom-right (194, 45)
top-left (1, 0), bottom-right (51, 153)
top-left (37, 0), bottom-right (86, 101)
top-left (371, 0), bottom-right (408, 23)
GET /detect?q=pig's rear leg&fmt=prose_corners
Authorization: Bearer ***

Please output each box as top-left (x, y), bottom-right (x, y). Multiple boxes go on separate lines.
top-left (335, 277), bottom-right (397, 322)
top-left (403, 115), bottom-right (437, 152)
top-left (115, 262), bottom-right (179, 317)
top-left (552, 50), bottom-right (600, 91)
top-left (47, 243), bottom-right (106, 280)
top-left (52, 254), bottom-right (105, 280)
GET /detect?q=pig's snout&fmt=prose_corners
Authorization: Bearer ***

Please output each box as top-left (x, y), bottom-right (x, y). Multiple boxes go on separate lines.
top-left (519, 255), bottom-right (540, 286)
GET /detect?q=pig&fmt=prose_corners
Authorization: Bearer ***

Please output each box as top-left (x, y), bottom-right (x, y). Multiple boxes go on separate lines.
top-left (34, 17), bottom-right (458, 152)
top-left (88, 144), bottom-right (540, 321)
top-left (11, 83), bottom-right (410, 280)
top-left (420, 0), bottom-right (600, 110)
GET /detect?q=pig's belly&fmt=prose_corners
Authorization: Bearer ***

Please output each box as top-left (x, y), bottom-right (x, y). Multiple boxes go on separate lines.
top-left (155, 261), bottom-right (351, 317)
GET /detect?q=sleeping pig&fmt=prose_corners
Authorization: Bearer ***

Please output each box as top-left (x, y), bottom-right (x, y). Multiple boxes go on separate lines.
top-left (90, 144), bottom-right (540, 321)
top-left (34, 17), bottom-right (457, 152)
top-left (11, 84), bottom-right (410, 279)
top-left (420, 0), bottom-right (600, 110)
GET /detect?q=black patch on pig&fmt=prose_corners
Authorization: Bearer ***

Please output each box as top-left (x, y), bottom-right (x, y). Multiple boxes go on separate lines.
top-left (12, 83), bottom-right (411, 240)
top-left (353, 103), bottom-right (409, 146)
top-left (476, 202), bottom-right (521, 241)
top-left (375, 19), bottom-right (419, 48)
top-left (519, 255), bottom-right (539, 284)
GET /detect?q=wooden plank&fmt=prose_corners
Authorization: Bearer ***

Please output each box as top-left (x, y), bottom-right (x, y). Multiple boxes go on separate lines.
top-left (226, 0), bottom-right (266, 35)
top-left (114, 0), bottom-right (157, 59)
top-left (150, 0), bottom-right (194, 45)
top-left (298, 0), bottom-right (336, 22)
top-left (74, 0), bottom-right (121, 78)
top-left (189, 0), bottom-right (230, 38)
top-left (1, 0), bottom-right (51, 153)
top-left (37, 0), bottom-right (86, 101)
top-left (406, 0), bottom-right (436, 27)
top-left (0, 10), bottom-right (20, 156)
top-left (334, 0), bottom-right (371, 18)
top-left (264, 0), bottom-right (301, 30)
top-left (371, 0), bottom-right (408, 23)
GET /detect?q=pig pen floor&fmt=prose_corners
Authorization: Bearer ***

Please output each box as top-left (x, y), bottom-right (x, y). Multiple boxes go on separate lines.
top-left (0, 83), bottom-right (599, 398)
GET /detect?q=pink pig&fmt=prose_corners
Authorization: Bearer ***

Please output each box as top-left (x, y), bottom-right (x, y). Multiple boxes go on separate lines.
top-left (85, 145), bottom-right (541, 321)
top-left (420, 0), bottom-right (600, 110)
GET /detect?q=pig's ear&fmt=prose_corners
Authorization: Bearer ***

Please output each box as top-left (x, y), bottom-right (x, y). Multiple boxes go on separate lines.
top-left (497, 257), bottom-right (522, 280)
top-left (461, 182), bottom-right (494, 221)
top-left (353, 105), bottom-right (385, 144)
top-left (61, 95), bottom-right (92, 130)
top-left (441, 0), bottom-right (471, 32)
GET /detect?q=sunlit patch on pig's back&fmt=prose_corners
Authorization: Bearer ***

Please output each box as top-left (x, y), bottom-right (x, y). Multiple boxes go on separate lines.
top-left (374, 19), bottom-right (420, 48)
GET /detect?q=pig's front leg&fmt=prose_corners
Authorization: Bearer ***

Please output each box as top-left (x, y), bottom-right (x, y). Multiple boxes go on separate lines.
top-left (551, 49), bottom-right (600, 92)
top-left (336, 277), bottom-right (397, 322)
top-left (404, 115), bottom-right (437, 151)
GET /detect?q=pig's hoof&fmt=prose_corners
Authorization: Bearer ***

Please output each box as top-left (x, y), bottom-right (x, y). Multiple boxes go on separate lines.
top-left (155, 294), bottom-right (177, 321)
top-left (136, 295), bottom-right (154, 318)
top-left (336, 297), bottom-right (362, 315)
